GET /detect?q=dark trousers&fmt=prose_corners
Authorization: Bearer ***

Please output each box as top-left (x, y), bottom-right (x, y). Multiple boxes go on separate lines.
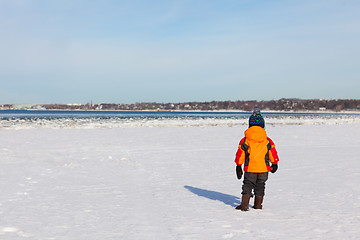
top-left (241, 172), bottom-right (269, 196)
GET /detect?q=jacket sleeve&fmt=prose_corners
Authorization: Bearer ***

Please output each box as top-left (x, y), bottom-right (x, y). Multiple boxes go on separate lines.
top-left (234, 138), bottom-right (246, 165)
top-left (267, 137), bottom-right (279, 164)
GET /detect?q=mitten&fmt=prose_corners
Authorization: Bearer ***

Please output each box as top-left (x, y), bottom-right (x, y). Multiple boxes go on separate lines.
top-left (236, 165), bottom-right (243, 179)
top-left (270, 164), bottom-right (278, 173)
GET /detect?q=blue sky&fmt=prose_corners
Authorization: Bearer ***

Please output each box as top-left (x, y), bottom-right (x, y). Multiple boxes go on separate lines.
top-left (0, 0), bottom-right (359, 104)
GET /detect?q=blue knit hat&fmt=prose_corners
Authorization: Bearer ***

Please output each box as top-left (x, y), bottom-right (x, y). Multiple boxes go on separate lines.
top-left (249, 108), bottom-right (265, 128)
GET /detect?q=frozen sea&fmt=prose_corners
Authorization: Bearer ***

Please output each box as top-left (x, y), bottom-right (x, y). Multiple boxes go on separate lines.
top-left (0, 111), bottom-right (359, 239)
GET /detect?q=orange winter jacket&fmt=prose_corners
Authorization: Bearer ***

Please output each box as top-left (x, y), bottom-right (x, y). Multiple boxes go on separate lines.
top-left (234, 126), bottom-right (279, 173)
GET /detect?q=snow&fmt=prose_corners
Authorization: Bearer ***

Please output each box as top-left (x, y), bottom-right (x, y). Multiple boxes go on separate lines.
top-left (0, 122), bottom-right (359, 239)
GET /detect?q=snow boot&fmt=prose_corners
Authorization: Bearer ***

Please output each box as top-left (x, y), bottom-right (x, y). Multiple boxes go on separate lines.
top-left (235, 194), bottom-right (251, 211)
top-left (253, 196), bottom-right (264, 209)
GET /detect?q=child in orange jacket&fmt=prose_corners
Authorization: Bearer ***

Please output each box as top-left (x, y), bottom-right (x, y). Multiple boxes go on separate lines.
top-left (234, 108), bottom-right (279, 211)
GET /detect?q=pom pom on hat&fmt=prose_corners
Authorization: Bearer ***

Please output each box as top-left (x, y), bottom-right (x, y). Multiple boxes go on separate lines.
top-left (249, 108), bottom-right (265, 128)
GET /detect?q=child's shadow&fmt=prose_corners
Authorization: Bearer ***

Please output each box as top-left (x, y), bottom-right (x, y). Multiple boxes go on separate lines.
top-left (184, 185), bottom-right (240, 208)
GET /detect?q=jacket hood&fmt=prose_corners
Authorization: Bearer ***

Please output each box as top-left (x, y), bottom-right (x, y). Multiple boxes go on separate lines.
top-left (244, 126), bottom-right (268, 143)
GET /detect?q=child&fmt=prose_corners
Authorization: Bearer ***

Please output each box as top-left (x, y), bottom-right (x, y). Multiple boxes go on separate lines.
top-left (234, 108), bottom-right (279, 211)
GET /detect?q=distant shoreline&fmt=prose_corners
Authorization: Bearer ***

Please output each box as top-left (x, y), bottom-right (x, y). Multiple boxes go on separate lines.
top-left (1, 109), bottom-right (360, 115)
top-left (1, 98), bottom-right (360, 112)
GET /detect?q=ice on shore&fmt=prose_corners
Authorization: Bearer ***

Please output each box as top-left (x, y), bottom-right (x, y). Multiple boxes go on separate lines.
top-left (1, 113), bottom-right (360, 129)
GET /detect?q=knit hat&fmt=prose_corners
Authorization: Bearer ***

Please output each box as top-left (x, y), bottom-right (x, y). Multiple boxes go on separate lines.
top-left (249, 108), bottom-right (265, 128)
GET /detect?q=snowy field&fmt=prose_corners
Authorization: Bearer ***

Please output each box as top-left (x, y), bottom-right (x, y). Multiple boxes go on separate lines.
top-left (0, 119), bottom-right (360, 239)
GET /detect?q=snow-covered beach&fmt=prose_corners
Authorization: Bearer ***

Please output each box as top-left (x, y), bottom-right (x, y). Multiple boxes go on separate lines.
top-left (1, 117), bottom-right (359, 239)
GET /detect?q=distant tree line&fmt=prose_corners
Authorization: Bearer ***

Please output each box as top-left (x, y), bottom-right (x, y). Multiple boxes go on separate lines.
top-left (2, 99), bottom-right (360, 111)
